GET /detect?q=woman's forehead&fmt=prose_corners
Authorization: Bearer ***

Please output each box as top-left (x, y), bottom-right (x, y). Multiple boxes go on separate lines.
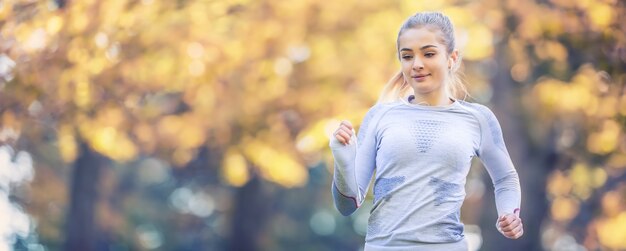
top-left (398, 28), bottom-right (445, 49)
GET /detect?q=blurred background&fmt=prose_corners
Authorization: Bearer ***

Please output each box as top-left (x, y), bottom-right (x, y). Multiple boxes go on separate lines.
top-left (0, 0), bottom-right (625, 250)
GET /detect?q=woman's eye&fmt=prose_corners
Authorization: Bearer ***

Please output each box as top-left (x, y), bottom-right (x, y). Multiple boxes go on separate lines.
top-left (425, 52), bottom-right (435, 57)
top-left (402, 55), bottom-right (413, 60)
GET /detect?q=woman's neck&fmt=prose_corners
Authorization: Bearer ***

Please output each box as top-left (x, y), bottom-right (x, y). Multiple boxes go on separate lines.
top-left (410, 90), bottom-right (452, 106)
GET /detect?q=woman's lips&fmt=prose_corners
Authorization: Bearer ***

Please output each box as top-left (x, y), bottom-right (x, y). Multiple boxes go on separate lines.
top-left (412, 74), bottom-right (431, 81)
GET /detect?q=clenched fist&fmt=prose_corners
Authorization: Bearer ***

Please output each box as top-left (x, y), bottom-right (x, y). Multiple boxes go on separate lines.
top-left (497, 213), bottom-right (524, 239)
top-left (333, 120), bottom-right (355, 145)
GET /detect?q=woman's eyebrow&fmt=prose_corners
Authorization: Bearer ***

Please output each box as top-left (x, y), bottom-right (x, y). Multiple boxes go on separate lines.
top-left (420, 45), bottom-right (438, 50)
top-left (400, 45), bottom-right (438, 52)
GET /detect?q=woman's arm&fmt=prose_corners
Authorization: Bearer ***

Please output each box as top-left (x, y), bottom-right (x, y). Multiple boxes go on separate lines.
top-left (473, 104), bottom-right (523, 239)
top-left (329, 105), bottom-right (384, 216)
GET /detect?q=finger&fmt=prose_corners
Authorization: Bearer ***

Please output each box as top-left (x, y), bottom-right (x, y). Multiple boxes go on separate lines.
top-left (503, 214), bottom-right (519, 227)
top-left (499, 216), bottom-right (513, 228)
top-left (340, 120), bottom-right (353, 130)
top-left (498, 214), bottom-right (509, 223)
top-left (503, 221), bottom-right (522, 235)
top-left (338, 127), bottom-right (353, 137)
top-left (513, 227), bottom-right (524, 239)
top-left (335, 130), bottom-right (350, 144)
top-left (333, 133), bottom-right (345, 145)
top-left (506, 226), bottom-right (523, 239)
top-left (335, 130), bottom-right (351, 145)
top-left (505, 223), bottom-right (523, 239)
top-left (501, 218), bottom-right (520, 232)
top-left (335, 127), bottom-right (353, 142)
top-left (512, 222), bottom-right (523, 234)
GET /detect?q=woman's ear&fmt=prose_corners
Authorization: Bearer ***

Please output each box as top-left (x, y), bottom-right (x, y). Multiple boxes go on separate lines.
top-left (448, 50), bottom-right (459, 69)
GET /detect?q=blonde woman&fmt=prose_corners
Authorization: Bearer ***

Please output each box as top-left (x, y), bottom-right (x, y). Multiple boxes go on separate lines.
top-left (330, 12), bottom-right (523, 251)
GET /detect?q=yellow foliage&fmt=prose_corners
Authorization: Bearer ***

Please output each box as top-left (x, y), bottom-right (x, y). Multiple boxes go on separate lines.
top-left (597, 212), bottom-right (626, 249)
top-left (183, 84), bottom-right (216, 115)
top-left (518, 15), bottom-right (543, 41)
top-left (619, 94), bottom-right (626, 116)
top-left (68, 7), bottom-right (90, 34)
top-left (532, 64), bottom-right (615, 117)
top-left (536, 41), bottom-right (568, 62)
top-left (296, 119), bottom-right (334, 154)
top-left (0, 2), bottom-right (7, 20)
top-left (172, 149), bottom-right (193, 167)
top-left (308, 36), bottom-right (341, 78)
top-left (188, 59), bottom-right (206, 77)
top-left (551, 196), bottom-right (579, 222)
top-left (222, 150), bottom-right (250, 187)
top-left (87, 57), bottom-right (108, 75)
top-left (133, 123), bottom-right (156, 154)
top-left (542, 13), bottom-right (565, 36)
top-left (534, 78), bottom-right (566, 110)
top-left (67, 38), bottom-right (90, 64)
top-left (588, 2), bottom-right (614, 29)
top-left (401, 0), bottom-right (445, 13)
top-left (591, 167), bottom-right (607, 189)
top-left (58, 126), bottom-right (78, 163)
top-left (442, 7), bottom-right (472, 27)
top-left (242, 138), bottom-right (307, 188)
top-left (462, 24), bottom-right (494, 60)
top-left (46, 15), bottom-right (64, 35)
top-left (587, 120), bottom-right (621, 155)
top-left (100, 0), bottom-right (130, 29)
top-left (595, 96), bottom-right (618, 118)
top-left (547, 171), bottom-right (572, 198)
top-left (601, 191), bottom-right (622, 217)
top-left (570, 163), bottom-right (592, 200)
top-left (74, 80), bottom-right (91, 108)
top-left (157, 114), bottom-right (206, 150)
top-left (607, 153), bottom-right (626, 169)
top-left (84, 126), bottom-right (138, 161)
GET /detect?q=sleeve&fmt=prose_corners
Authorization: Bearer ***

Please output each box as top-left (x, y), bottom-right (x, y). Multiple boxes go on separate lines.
top-left (329, 105), bottom-right (382, 216)
top-left (474, 104), bottom-right (521, 220)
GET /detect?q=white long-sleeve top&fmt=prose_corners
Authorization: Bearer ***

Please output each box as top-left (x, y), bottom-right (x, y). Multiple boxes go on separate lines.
top-left (330, 97), bottom-right (521, 251)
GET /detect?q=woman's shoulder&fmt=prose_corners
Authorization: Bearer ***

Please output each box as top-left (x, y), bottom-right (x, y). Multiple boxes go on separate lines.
top-left (361, 101), bottom-right (403, 126)
top-left (455, 100), bottom-right (497, 119)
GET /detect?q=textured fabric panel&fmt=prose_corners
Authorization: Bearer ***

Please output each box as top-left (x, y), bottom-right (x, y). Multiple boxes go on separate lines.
top-left (428, 177), bottom-right (463, 206)
top-left (466, 102), bottom-right (506, 151)
top-left (410, 120), bottom-right (445, 153)
top-left (373, 176), bottom-right (406, 204)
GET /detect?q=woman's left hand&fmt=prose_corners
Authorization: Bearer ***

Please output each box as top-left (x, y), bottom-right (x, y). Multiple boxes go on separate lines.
top-left (497, 213), bottom-right (523, 239)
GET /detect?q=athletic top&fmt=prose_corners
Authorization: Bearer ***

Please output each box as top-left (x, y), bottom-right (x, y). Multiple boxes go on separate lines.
top-left (330, 96), bottom-right (521, 250)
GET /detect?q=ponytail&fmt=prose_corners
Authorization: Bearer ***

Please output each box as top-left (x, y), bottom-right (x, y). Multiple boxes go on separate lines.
top-left (377, 71), bottom-right (412, 104)
top-left (447, 58), bottom-right (469, 101)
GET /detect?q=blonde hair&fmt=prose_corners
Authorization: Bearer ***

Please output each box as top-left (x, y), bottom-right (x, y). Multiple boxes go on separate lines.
top-left (378, 12), bottom-right (467, 104)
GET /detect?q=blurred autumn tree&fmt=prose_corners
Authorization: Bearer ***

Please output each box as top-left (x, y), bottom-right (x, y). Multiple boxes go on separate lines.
top-left (0, 0), bottom-right (624, 250)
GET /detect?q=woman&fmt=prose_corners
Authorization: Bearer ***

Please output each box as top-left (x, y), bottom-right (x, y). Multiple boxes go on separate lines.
top-left (329, 12), bottom-right (523, 250)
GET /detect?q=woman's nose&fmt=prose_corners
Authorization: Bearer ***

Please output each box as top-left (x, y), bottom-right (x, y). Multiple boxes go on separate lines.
top-left (412, 59), bottom-right (424, 70)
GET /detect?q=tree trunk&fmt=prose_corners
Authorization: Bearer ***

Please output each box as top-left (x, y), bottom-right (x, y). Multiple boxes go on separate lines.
top-left (64, 142), bottom-right (107, 251)
top-left (229, 175), bottom-right (271, 251)
top-left (479, 39), bottom-right (551, 251)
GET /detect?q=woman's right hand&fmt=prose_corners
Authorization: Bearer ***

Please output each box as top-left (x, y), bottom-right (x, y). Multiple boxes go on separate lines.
top-left (333, 120), bottom-right (354, 145)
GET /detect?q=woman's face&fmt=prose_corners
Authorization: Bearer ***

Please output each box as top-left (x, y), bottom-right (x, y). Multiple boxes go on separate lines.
top-left (398, 27), bottom-right (457, 96)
